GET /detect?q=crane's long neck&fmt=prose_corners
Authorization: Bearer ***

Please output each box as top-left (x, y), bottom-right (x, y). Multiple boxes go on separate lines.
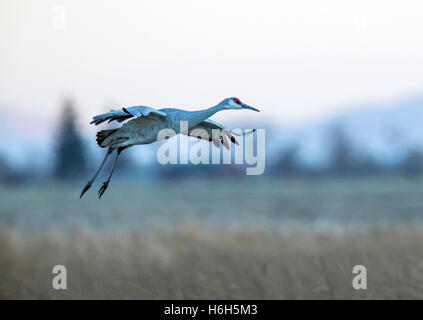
top-left (186, 104), bottom-right (224, 127)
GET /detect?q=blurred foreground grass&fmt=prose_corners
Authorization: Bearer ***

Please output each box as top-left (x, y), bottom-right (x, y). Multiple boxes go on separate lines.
top-left (1, 177), bottom-right (423, 299)
top-left (2, 226), bottom-right (423, 299)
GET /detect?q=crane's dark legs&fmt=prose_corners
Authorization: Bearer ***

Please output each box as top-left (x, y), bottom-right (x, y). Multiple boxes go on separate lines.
top-left (98, 147), bottom-right (124, 199)
top-left (80, 148), bottom-right (113, 198)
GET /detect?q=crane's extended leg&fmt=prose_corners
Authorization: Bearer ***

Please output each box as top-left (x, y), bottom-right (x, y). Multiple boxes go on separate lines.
top-left (80, 148), bottom-right (113, 198)
top-left (98, 147), bottom-right (124, 199)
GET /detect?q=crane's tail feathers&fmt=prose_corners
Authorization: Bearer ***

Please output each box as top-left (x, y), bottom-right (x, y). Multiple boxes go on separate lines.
top-left (96, 129), bottom-right (118, 147)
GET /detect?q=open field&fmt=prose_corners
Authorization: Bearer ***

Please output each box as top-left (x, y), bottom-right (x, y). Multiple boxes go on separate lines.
top-left (1, 177), bottom-right (423, 232)
top-left (2, 227), bottom-right (423, 299)
top-left (1, 177), bottom-right (423, 299)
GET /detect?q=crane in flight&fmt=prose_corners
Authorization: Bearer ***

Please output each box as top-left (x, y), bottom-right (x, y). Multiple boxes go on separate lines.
top-left (80, 97), bottom-right (260, 198)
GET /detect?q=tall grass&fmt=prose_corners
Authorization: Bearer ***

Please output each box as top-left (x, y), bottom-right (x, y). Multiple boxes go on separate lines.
top-left (2, 178), bottom-right (423, 299)
top-left (2, 226), bottom-right (423, 299)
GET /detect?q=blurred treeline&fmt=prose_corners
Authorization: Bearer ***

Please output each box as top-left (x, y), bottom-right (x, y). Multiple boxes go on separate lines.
top-left (274, 126), bottom-right (423, 179)
top-left (1, 100), bottom-right (423, 186)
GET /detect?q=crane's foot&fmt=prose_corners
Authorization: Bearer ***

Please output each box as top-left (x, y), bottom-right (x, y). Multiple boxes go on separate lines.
top-left (98, 181), bottom-right (109, 199)
top-left (80, 181), bottom-right (92, 199)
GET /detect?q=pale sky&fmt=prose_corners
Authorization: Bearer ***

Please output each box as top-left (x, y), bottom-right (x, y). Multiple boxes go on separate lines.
top-left (1, 0), bottom-right (423, 127)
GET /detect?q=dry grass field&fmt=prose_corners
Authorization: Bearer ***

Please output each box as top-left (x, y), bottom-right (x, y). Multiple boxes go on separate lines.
top-left (2, 227), bottom-right (423, 299)
top-left (1, 177), bottom-right (423, 299)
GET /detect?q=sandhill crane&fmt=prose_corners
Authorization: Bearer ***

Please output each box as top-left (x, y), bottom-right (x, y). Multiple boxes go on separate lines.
top-left (80, 97), bottom-right (260, 198)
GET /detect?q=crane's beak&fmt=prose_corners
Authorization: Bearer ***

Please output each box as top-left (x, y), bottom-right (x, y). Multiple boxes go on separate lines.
top-left (241, 103), bottom-right (260, 112)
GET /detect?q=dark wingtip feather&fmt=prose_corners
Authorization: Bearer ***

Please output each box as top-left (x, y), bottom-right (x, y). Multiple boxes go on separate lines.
top-left (96, 129), bottom-right (118, 147)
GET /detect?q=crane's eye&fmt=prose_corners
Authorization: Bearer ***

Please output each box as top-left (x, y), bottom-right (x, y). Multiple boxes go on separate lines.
top-left (233, 98), bottom-right (241, 105)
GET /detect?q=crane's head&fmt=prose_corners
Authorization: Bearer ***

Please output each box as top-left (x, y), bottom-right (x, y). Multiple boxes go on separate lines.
top-left (220, 97), bottom-right (260, 112)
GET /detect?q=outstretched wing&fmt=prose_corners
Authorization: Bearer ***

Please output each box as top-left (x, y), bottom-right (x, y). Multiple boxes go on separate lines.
top-left (90, 106), bottom-right (168, 125)
top-left (186, 119), bottom-right (255, 149)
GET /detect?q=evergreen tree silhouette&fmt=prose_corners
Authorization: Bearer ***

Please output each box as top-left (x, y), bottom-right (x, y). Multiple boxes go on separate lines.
top-left (274, 145), bottom-right (302, 177)
top-left (401, 148), bottom-right (423, 176)
top-left (54, 99), bottom-right (87, 180)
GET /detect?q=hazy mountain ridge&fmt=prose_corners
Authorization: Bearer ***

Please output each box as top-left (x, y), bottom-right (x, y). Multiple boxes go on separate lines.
top-left (1, 94), bottom-right (423, 170)
top-left (269, 94), bottom-right (423, 167)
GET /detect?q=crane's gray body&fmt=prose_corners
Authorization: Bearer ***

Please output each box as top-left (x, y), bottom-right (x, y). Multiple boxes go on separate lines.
top-left (100, 107), bottom-right (215, 148)
top-left (103, 114), bottom-right (168, 147)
